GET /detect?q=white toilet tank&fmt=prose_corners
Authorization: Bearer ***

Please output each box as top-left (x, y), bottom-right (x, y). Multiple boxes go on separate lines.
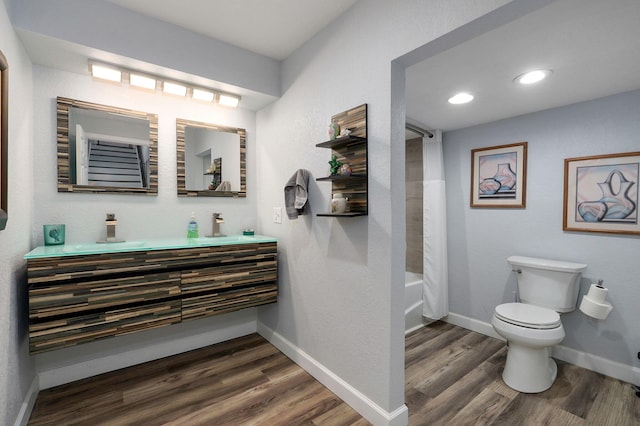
top-left (507, 256), bottom-right (587, 312)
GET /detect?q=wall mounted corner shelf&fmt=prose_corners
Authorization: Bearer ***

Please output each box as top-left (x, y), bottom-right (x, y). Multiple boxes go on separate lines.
top-left (316, 212), bottom-right (367, 217)
top-left (315, 174), bottom-right (367, 182)
top-left (315, 104), bottom-right (368, 217)
top-left (315, 135), bottom-right (366, 149)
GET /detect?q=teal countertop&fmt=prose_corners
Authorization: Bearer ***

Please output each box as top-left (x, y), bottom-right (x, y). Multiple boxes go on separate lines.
top-left (24, 235), bottom-right (277, 259)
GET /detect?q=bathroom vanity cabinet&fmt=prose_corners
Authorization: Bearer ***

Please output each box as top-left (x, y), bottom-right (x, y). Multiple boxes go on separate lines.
top-left (316, 103), bottom-right (368, 217)
top-left (25, 238), bottom-right (277, 354)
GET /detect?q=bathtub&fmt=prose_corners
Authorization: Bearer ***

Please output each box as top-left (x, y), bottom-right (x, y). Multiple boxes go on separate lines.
top-left (405, 271), bottom-right (431, 334)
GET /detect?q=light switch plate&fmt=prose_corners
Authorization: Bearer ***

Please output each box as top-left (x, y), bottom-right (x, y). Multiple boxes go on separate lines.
top-left (273, 207), bottom-right (282, 224)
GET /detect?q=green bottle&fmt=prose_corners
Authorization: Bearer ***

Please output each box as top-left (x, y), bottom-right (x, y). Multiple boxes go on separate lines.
top-left (187, 212), bottom-right (199, 238)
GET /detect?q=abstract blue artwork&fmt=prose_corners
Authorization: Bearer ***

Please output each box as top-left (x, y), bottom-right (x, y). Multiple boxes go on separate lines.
top-left (471, 142), bottom-right (527, 208)
top-left (564, 152), bottom-right (640, 235)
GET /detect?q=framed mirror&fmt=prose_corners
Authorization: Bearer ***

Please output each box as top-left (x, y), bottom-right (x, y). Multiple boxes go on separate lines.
top-left (57, 97), bottom-right (158, 195)
top-left (0, 49), bottom-right (8, 230)
top-left (176, 118), bottom-right (246, 197)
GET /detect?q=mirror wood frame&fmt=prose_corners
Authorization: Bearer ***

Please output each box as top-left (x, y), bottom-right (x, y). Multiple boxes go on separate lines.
top-left (56, 97), bottom-right (158, 195)
top-left (176, 118), bottom-right (246, 197)
top-left (0, 49), bottom-right (8, 230)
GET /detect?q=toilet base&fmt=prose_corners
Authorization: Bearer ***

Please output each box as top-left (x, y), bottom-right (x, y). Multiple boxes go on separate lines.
top-left (502, 342), bottom-right (558, 393)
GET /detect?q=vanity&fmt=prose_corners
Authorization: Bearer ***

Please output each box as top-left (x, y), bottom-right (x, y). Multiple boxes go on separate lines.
top-left (25, 236), bottom-right (278, 354)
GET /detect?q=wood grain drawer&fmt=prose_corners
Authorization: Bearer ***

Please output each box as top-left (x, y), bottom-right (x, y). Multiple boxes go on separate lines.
top-left (28, 299), bottom-right (181, 354)
top-left (181, 260), bottom-right (277, 294)
top-left (29, 272), bottom-right (181, 321)
top-left (182, 284), bottom-right (278, 321)
top-left (27, 242), bottom-right (278, 284)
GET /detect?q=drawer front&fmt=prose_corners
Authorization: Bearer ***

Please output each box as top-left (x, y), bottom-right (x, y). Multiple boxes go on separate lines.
top-left (27, 242), bottom-right (278, 284)
top-left (181, 260), bottom-right (277, 294)
top-left (29, 272), bottom-right (181, 321)
top-left (29, 300), bottom-right (181, 354)
top-left (182, 284), bottom-right (278, 321)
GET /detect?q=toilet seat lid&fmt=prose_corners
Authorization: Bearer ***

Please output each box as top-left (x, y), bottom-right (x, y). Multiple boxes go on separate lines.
top-left (495, 303), bottom-right (561, 329)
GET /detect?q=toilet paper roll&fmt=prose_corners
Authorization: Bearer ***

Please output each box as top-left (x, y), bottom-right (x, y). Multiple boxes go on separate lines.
top-left (579, 295), bottom-right (613, 320)
top-left (586, 283), bottom-right (608, 303)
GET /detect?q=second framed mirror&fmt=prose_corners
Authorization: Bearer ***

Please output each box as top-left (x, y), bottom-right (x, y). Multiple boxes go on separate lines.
top-left (176, 118), bottom-right (246, 197)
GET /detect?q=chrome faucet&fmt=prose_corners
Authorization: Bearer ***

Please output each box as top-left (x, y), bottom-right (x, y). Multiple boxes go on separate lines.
top-left (105, 213), bottom-right (118, 242)
top-left (212, 213), bottom-right (225, 237)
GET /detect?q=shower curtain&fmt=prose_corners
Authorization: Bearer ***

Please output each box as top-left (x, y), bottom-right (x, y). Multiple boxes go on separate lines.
top-left (422, 129), bottom-right (449, 320)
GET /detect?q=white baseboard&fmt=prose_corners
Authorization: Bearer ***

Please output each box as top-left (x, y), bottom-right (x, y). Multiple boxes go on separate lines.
top-left (553, 345), bottom-right (640, 387)
top-left (405, 322), bottom-right (428, 336)
top-left (257, 322), bottom-right (408, 426)
top-left (13, 377), bottom-right (38, 426)
top-left (444, 312), bottom-right (640, 386)
top-left (444, 312), bottom-right (504, 340)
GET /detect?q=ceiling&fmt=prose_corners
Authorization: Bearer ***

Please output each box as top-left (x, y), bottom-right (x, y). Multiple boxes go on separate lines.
top-left (17, 0), bottom-right (640, 127)
top-left (405, 0), bottom-right (640, 132)
top-left (104, 0), bottom-right (359, 61)
top-left (101, 0), bottom-right (640, 132)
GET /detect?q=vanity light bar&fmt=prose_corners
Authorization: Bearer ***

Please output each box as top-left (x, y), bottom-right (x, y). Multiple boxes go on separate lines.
top-left (130, 73), bottom-right (157, 90)
top-left (90, 64), bottom-right (122, 83)
top-left (163, 81), bottom-right (187, 96)
top-left (218, 93), bottom-right (240, 107)
top-left (192, 88), bottom-right (215, 102)
top-left (88, 61), bottom-right (241, 107)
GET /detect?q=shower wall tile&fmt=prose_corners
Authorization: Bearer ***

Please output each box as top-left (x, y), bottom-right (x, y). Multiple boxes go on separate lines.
top-left (406, 138), bottom-right (423, 274)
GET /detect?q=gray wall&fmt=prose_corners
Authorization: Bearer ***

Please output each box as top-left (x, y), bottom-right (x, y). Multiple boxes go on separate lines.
top-left (0, 0), bottom-right (34, 423)
top-left (256, 0), bottom-right (514, 418)
top-left (444, 89), bottom-right (640, 367)
top-left (32, 66), bottom-right (258, 245)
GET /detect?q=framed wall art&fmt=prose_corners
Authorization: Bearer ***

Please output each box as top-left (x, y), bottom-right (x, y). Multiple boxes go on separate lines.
top-left (470, 142), bottom-right (527, 208)
top-left (563, 151), bottom-right (640, 235)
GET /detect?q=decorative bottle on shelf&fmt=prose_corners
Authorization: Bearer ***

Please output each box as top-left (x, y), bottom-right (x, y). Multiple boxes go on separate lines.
top-left (328, 120), bottom-right (341, 140)
top-left (331, 193), bottom-right (348, 213)
top-left (187, 212), bottom-right (199, 238)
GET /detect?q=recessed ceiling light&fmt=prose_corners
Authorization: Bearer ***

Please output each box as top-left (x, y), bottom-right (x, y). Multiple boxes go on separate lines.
top-left (448, 92), bottom-right (474, 104)
top-left (515, 69), bottom-right (552, 85)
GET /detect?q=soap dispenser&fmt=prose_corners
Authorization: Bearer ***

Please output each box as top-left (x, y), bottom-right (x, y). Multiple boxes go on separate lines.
top-left (187, 212), bottom-right (199, 238)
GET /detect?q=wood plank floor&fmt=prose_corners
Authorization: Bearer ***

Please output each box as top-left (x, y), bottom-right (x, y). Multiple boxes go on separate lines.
top-left (28, 333), bottom-right (368, 426)
top-left (406, 322), bottom-right (640, 426)
top-left (29, 322), bottom-right (640, 425)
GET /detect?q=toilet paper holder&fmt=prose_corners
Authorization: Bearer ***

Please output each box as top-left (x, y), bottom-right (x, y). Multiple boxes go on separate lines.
top-left (579, 279), bottom-right (613, 320)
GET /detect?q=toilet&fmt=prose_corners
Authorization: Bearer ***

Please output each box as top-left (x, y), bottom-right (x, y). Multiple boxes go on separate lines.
top-left (492, 255), bottom-right (587, 393)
